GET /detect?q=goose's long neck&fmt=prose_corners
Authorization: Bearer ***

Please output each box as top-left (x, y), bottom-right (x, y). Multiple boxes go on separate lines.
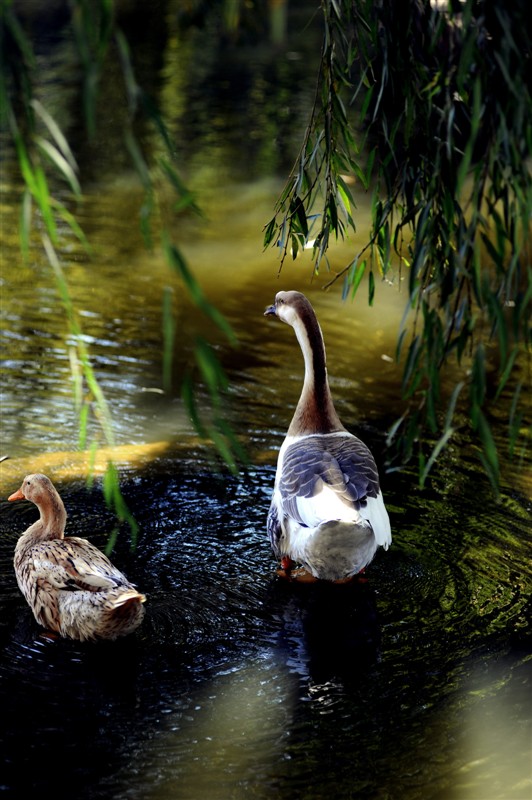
top-left (288, 312), bottom-right (344, 436)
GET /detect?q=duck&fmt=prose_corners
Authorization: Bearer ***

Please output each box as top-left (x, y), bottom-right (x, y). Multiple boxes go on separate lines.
top-left (7, 473), bottom-right (146, 641)
top-left (264, 290), bottom-right (391, 582)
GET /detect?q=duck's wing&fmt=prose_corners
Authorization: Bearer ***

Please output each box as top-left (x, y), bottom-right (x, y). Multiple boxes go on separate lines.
top-left (279, 434), bottom-right (381, 529)
top-left (29, 538), bottom-right (127, 593)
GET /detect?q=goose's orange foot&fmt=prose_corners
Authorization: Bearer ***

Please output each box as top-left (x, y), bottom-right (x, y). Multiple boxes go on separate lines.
top-left (276, 556), bottom-right (296, 579)
top-left (332, 568), bottom-right (368, 585)
top-left (355, 568), bottom-right (368, 584)
top-left (277, 556), bottom-right (293, 580)
top-left (280, 556), bottom-right (295, 571)
top-left (277, 565), bottom-right (318, 583)
top-left (291, 567), bottom-right (319, 583)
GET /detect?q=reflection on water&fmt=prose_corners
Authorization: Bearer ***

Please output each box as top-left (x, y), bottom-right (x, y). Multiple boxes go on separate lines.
top-left (1, 3), bottom-right (531, 800)
top-left (0, 171), bottom-right (403, 461)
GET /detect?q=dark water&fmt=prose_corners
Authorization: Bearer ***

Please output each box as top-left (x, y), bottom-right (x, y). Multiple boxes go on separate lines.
top-left (1, 461), bottom-right (530, 800)
top-left (1, 4), bottom-right (531, 800)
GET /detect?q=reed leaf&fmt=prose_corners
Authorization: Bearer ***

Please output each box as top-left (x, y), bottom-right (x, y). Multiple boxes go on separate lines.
top-left (31, 99), bottom-right (78, 172)
top-left (19, 188), bottom-right (32, 262)
top-left (35, 136), bottom-right (82, 196)
top-left (162, 287), bottom-right (176, 393)
top-left (163, 236), bottom-right (236, 345)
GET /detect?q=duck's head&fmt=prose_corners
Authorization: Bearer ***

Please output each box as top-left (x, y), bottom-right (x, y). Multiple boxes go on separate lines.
top-left (8, 474), bottom-right (55, 505)
top-left (264, 290), bottom-right (312, 326)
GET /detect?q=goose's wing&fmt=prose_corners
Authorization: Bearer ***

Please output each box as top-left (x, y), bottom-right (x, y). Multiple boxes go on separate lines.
top-left (29, 538), bottom-right (127, 592)
top-left (279, 434), bottom-right (381, 529)
top-left (266, 497), bottom-right (282, 553)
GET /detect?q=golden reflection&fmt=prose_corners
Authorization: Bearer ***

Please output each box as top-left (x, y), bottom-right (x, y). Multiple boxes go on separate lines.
top-left (0, 442), bottom-right (171, 494)
top-left (446, 658), bottom-right (532, 800)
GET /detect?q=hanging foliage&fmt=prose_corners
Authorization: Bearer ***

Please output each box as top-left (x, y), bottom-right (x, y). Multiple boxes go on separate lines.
top-left (264, 0), bottom-right (531, 490)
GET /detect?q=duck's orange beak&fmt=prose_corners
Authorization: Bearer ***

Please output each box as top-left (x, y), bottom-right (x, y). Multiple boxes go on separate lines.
top-left (8, 488), bottom-right (25, 502)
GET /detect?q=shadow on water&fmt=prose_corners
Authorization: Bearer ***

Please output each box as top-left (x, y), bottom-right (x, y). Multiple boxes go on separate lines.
top-left (266, 578), bottom-right (382, 688)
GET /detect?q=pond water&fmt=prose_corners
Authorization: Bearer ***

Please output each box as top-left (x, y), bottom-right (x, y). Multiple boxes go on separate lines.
top-left (1, 4), bottom-right (531, 800)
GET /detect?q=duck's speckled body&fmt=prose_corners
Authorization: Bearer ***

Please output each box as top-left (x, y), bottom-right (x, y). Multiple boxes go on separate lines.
top-left (264, 291), bottom-right (392, 582)
top-left (8, 474), bottom-right (146, 641)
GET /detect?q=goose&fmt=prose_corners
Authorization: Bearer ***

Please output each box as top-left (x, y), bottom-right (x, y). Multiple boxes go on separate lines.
top-left (264, 290), bottom-right (391, 582)
top-left (8, 474), bottom-right (146, 641)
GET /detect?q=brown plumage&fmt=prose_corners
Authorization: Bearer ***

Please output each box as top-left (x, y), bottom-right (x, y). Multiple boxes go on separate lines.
top-left (8, 474), bottom-right (146, 641)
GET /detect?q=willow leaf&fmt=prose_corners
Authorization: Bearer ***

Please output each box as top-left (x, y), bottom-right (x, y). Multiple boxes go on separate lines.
top-left (349, 259), bottom-right (366, 298)
top-left (420, 427), bottom-right (455, 488)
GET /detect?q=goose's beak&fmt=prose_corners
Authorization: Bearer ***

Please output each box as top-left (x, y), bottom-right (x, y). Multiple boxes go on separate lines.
top-left (8, 488), bottom-right (25, 502)
top-left (264, 304), bottom-right (277, 317)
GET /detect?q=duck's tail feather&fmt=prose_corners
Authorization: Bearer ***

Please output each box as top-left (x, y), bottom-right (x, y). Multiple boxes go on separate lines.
top-left (111, 589), bottom-right (146, 608)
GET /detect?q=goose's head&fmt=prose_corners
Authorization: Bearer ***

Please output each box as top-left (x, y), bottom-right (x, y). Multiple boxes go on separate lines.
top-left (264, 290), bottom-right (312, 327)
top-left (8, 474), bottom-right (55, 506)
